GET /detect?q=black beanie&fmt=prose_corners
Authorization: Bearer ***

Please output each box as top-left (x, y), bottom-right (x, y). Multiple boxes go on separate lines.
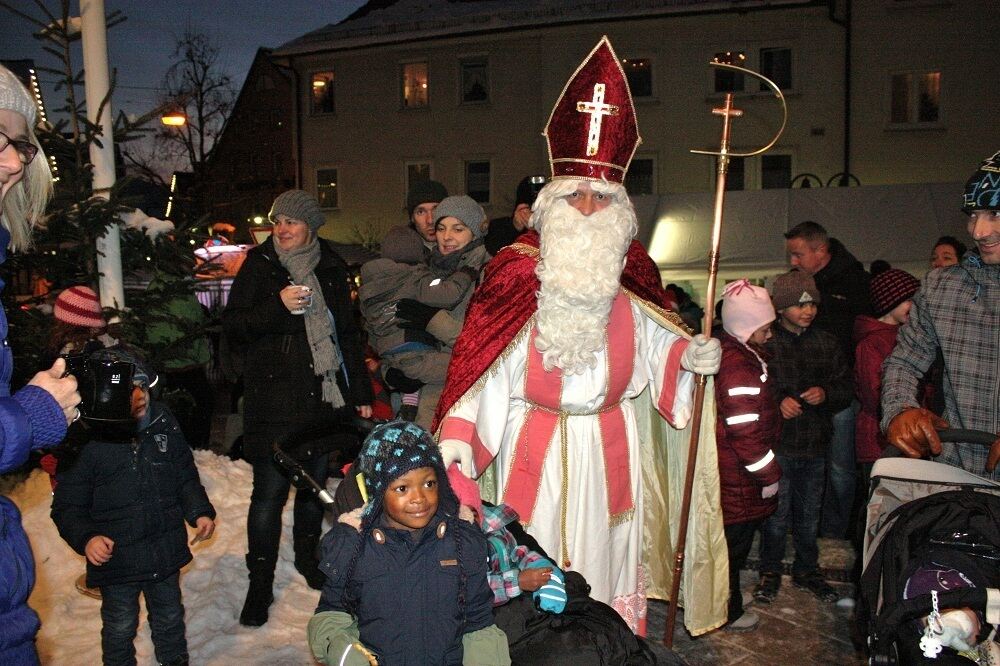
top-left (407, 180), bottom-right (448, 215)
top-left (514, 175), bottom-right (547, 209)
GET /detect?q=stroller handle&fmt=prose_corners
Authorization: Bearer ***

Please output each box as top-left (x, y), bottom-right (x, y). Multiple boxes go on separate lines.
top-left (881, 427), bottom-right (996, 459)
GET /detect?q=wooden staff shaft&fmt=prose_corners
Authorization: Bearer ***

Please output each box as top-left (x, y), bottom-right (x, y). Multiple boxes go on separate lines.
top-left (664, 93), bottom-right (737, 647)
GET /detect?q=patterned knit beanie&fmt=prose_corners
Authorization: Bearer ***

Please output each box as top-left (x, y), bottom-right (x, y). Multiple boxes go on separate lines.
top-left (961, 150), bottom-right (1000, 213)
top-left (268, 189), bottom-right (326, 231)
top-left (722, 279), bottom-right (775, 344)
top-left (870, 268), bottom-right (920, 317)
top-left (770, 269), bottom-right (821, 311)
top-left (54, 286), bottom-right (105, 328)
top-left (357, 420), bottom-right (457, 521)
top-left (0, 65), bottom-right (36, 126)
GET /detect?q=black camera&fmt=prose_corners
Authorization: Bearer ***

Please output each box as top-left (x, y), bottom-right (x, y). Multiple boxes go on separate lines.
top-left (61, 352), bottom-right (137, 424)
top-left (528, 175), bottom-right (548, 197)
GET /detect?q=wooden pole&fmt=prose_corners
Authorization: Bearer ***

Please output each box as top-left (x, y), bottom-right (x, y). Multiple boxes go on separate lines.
top-left (664, 93), bottom-right (740, 647)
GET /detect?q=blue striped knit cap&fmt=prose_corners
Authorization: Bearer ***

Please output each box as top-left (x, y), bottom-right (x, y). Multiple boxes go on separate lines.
top-left (357, 420), bottom-right (456, 520)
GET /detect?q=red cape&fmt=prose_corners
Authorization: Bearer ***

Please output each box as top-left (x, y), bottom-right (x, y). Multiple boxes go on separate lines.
top-left (433, 230), bottom-right (678, 431)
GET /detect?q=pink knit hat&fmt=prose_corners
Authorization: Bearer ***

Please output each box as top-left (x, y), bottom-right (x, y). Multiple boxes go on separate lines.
top-left (722, 279), bottom-right (775, 344)
top-left (54, 286), bottom-right (106, 329)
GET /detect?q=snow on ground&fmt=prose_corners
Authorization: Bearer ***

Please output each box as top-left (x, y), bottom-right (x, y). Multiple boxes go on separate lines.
top-left (12, 451), bottom-right (337, 665)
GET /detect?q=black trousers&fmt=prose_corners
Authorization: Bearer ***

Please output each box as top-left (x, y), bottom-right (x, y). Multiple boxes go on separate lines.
top-left (724, 518), bottom-right (764, 623)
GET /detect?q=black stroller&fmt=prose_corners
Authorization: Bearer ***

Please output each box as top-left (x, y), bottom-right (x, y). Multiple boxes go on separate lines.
top-left (858, 431), bottom-right (1000, 665)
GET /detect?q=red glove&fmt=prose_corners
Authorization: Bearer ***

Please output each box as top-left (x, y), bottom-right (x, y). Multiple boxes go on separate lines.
top-left (886, 408), bottom-right (949, 459)
top-left (987, 436), bottom-right (1000, 472)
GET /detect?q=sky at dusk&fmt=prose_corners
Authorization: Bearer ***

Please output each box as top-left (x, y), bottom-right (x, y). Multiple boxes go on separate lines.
top-left (2, 0), bottom-right (367, 121)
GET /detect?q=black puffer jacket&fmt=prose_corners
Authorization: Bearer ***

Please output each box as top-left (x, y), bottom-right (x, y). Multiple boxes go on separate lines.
top-left (223, 238), bottom-right (372, 462)
top-left (811, 238), bottom-right (872, 366)
top-left (50, 403), bottom-right (215, 588)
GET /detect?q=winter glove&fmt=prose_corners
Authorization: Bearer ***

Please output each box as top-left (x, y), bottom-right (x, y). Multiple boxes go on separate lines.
top-left (395, 299), bottom-right (438, 331)
top-left (886, 407), bottom-right (947, 459)
top-left (987, 434), bottom-right (1000, 472)
top-left (439, 439), bottom-right (474, 477)
top-left (383, 367), bottom-right (423, 394)
top-left (680, 334), bottom-right (722, 375)
top-left (761, 482), bottom-right (780, 499)
top-left (528, 560), bottom-right (567, 614)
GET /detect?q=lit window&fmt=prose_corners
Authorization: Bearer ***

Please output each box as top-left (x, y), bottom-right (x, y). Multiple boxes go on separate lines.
top-left (761, 154), bottom-right (792, 189)
top-left (461, 57), bottom-right (489, 104)
top-left (402, 62), bottom-right (429, 108)
top-left (465, 160), bottom-right (491, 204)
top-left (311, 71), bottom-right (334, 114)
top-left (760, 48), bottom-right (792, 91)
top-left (317, 168), bottom-right (338, 209)
top-left (713, 51), bottom-right (746, 93)
top-left (890, 71), bottom-right (941, 125)
top-left (625, 158), bottom-right (655, 195)
top-left (622, 58), bottom-right (652, 98)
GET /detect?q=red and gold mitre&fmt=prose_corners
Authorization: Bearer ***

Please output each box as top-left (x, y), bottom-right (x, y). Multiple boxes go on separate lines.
top-left (543, 36), bottom-right (641, 184)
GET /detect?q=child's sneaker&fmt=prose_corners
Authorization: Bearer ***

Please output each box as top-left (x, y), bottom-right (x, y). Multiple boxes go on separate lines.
top-left (753, 573), bottom-right (781, 604)
top-left (792, 571), bottom-right (838, 602)
top-left (725, 611), bottom-right (760, 632)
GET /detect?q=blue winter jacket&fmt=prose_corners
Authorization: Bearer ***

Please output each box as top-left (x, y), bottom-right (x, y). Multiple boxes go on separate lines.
top-left (50, 402), bottom-right (215, 588)
top-left (0, 225), bottom-right (69, 660)
top-left (317, 509), bottom-right (496, 666)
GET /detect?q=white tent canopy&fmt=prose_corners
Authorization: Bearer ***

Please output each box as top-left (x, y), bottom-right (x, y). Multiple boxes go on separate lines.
top-left (632, 182), bottom-right (970, 305)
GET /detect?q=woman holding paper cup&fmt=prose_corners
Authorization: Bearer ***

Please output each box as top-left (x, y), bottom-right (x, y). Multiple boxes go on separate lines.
top-left (223, 189), bottom-right (372, 626)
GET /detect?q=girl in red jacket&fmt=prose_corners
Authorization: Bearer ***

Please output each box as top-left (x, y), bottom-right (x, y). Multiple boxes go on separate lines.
top-left (715, 279), bottom-right (783, 631)
top-left (852, 268), bottom-right (920, 478)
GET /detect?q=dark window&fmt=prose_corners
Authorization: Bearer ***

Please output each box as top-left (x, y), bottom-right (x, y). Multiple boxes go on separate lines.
top-left (723, 157), bottom-right (745, 191)
top-left (760, 48), bottom-right (792, 91)
top-left (465, 161), bottom-right (491, 204)
top-left (460, 57), bottom-right (489, 104)
top-left (761, 155), bottom-right (792, 189)
top-left (316, 168), bottom-right (338, 209)
top-left (622, 58), bottom-right (652, 98)
top-left (311, 71), bottom-right (334, 114)
top-left (402, 62), bottom-right (429, 108)
top-left (918, 71), bottom-right (941, 122)
top-left (890, 70), bottom-right (941, 124)
top-left (625, 158), bottom-right (655, 195)
top-left (713, 51), bottom-right (746, 93)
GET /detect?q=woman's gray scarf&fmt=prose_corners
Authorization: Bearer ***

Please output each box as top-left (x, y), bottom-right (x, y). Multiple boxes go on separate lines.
top-left (273, 236), bottom-right (345, 408)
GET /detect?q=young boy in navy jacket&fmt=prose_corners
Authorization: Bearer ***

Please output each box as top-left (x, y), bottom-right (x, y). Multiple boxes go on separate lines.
top-left (51, 348), bottom-right (215, 666)
top-left (308, 421), bottom-right (509, 666)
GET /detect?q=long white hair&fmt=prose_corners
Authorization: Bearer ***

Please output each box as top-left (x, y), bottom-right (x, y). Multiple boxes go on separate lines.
top-left (532, 179), bottom-right (637, 374)
top-left (0, 123), bottom-right (52, 252)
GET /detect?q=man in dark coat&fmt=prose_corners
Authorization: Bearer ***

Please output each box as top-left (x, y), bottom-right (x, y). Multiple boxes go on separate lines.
top-left (784, 221), bottom-right (872, 539)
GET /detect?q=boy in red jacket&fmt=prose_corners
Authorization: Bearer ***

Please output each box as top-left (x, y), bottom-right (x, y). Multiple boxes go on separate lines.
top-left (714, 280), bottom-right (783, 631)
top-left (853, 268), bottom-right (920, 479)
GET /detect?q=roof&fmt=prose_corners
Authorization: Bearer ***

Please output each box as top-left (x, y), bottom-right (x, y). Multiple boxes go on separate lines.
top-left (274, 0), bottom-right (818, 56)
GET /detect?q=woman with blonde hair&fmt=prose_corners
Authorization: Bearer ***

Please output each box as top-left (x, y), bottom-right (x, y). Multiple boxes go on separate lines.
top-left (0, 63), bottom-right (81, 663)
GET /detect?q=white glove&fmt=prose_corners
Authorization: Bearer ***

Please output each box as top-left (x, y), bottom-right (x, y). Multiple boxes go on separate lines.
top-left (680, 334), bottom-right (722, 375)
top-left (439, 439), bottom-right (474, 477)
top-left (761, 482), bottom-right (780, 499)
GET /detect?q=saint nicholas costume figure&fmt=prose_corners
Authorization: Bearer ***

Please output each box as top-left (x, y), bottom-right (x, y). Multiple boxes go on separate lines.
top-left (434, 37), bottom-right (729, 636)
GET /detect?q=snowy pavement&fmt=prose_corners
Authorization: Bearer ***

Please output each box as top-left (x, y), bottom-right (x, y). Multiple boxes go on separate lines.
top-left (15, 451), bottom-right (331, 665)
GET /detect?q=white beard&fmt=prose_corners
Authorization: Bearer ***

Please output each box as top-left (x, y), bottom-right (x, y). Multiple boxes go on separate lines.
top-left (533, 181), bottom-right (638, 375)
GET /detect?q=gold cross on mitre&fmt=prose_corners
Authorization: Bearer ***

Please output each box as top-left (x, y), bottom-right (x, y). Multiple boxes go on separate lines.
top-left (576, 83), bottom-right (620, 156)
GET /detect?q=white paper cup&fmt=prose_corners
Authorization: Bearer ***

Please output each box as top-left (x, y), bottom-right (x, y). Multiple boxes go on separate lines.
top-left (290, 286), bottom-right (313, 315)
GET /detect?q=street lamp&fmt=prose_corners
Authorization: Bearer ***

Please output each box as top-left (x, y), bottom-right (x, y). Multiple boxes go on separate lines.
top-left (160, 108), bottom-right (186, 126)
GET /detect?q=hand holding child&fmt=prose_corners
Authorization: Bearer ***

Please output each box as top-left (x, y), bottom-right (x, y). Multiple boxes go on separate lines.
top-left (190, 516), bottom-right (216, 545)
top-left (518, 566), bottom-right (552, 592)
top-left (85, 535), bottom-right (115, 565)
top-left (799, 386), bottom-right (826, 406)
top-left (780, 396), bottom-right (803, 419)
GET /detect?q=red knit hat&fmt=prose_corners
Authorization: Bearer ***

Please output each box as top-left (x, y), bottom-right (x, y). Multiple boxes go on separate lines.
top-left (544, 36), bottom-right (641, 183)
top-left (54, 286), bottom-right (105, 328)
top-left (870, 269), bottom-right (920, 317)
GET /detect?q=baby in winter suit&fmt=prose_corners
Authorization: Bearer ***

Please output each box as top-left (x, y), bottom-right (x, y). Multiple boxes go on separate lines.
top-left (51, 348), bottom-right (215, 666)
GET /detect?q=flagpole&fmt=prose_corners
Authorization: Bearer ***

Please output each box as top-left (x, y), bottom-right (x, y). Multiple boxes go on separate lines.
top-left (664, 62), bottom-right (786, 648)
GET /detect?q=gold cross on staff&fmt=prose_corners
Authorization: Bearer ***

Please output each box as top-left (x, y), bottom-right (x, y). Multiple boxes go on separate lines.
top-left (576, 83), bottom-right (619, 156)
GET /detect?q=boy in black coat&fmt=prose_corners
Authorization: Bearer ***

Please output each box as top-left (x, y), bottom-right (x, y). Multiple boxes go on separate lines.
top-left (51, 348), bottom-right (215, 666)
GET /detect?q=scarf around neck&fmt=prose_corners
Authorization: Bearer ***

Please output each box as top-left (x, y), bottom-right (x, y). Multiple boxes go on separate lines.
top-left (273, 235), bottom-right (345, 408)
